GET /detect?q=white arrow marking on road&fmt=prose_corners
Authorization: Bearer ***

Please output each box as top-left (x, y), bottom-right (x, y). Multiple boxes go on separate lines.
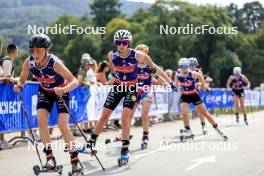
top-left (186, 156), bottom-right (215, 171)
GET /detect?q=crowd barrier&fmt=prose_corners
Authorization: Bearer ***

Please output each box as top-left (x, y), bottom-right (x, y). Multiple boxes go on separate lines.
top-left (0, 83), bottom-right (263, 133)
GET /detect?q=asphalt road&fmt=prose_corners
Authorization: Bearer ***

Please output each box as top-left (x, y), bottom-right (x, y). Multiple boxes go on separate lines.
top-left (1, 111), bottom-right (264, 176)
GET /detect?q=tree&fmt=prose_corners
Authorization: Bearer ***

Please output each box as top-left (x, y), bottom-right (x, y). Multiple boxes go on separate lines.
top-left (90, 0), bottom-right (122, 27)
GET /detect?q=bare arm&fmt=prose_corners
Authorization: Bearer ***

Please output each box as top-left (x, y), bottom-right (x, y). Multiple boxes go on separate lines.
top-left (108, 51), bottom-right (115, 74)
top-left (136, 52), bottom-right (172, 83)
top-left (77, 74), bottom-right (91, 87)
top-left (243, 75), bottom-right (251, 88)
top-left (192, 71), bottom-right (205, 89)
top-left (17, 59), bottom-right (30, 87)
top-left (54, 61), bottom-right (79, 93)
top-left (226, 76), bottom-right (232, 89)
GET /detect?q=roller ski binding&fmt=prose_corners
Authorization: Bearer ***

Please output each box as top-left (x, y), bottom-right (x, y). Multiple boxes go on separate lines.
top-left (68, 161), bottom-right (84, 176)
top-left (180, 129), bottom-right (194, 142)
top-left (141, 137), bottom-right (149, 150)
top-left (202, 125), bottom-right (208, 135)
top-left (33, 157), bottom-right (63, 175)
top-left (118, 152), bottom-right (130, 167)
top-left (244, 117), bottom-right (248, 126)
top-left (235, 114), bottom-right (239, 124)
top-left (213, 124), bottom-right (228, 141)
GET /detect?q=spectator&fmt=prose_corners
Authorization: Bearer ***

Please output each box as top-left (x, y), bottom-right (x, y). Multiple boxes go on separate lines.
top-left (1, 44), bottom-right (19, 83)
top-left (79, 53), bottom-right (97, 134)
top-left (0, 44), bottom-right (18, 149)
top-left (96, 61), bottom-right (110, 84)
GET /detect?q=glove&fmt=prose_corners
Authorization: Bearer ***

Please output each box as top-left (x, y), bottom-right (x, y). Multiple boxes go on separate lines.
top-left (170, 82), bottom-right (177, 92)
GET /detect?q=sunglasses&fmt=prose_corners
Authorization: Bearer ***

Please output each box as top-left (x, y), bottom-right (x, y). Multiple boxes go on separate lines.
top-left (31, 48), bottom-right (46, 55)
top-left (116, 40), bottom-right (129, 46)
top-left (179, 65), bottom-right (188, 69)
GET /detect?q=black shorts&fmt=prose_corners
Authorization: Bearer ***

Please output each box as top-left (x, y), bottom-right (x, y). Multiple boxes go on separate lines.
top-left (103, 83), bottom-right (138, 110)
top-left (232, 89), bottom-right (245, 98)
top-left (37, 87), bottom-right (70, 114)
top-left (180, 93), bottom-right (203, 105)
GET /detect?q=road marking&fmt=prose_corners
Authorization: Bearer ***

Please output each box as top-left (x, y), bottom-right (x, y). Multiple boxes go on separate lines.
top-left (186, 155), bottom-right (215, 171)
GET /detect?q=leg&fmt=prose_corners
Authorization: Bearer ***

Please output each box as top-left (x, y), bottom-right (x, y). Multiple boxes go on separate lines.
top-left (239, 96), bottom-right (248, 124)
top-left (233, 95), bottom-right (240, 121)
top-left (90, 85), bottom-right (123, 143)
top-left (240, 96), bottom-right (246, 115)
top-left (37, 109), bottom-right (51, 146)
top-left (57, 113), bottom-right (76, 152)
top-left (141, 101), bottom-right (151, 133)
top-left (93, 108), bottom-right (113, 134)
top-left (121, 107), bottom-right (133, 141)
top-left (180, 102), bottom-right (191, 128)
top-left (196, 103), bottom-right (216, 125)
top-left (37, 109), bottom-right (56, 168)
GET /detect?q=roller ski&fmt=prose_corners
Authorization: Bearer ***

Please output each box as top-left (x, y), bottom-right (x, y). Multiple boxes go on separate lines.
top-left (118, 152), bottom-right (130, 167)
top-left (105, 135), bottom-right (133, 145)
top-left (141, 137), bottom-right (149, 150)
top-left (76, 145), bottom-right (97, 156)
top-left (33, 157), bottom-right (63, 176)
top-left (213, 124), bottom-right (228, 141)
top-left (235, 113), bottom-right (239, 124)
top-left (244, 116), bottom-right (248, 126)
top-left (202, 125), bottom-right (208, 135)
top-left (180, 128), bottom-right (194, 142)
top-left (68, 161), bottom-right (84, 176)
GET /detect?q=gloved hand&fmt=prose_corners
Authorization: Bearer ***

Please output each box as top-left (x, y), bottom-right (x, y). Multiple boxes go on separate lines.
top-left (170, 82), bottom-right (177, 92)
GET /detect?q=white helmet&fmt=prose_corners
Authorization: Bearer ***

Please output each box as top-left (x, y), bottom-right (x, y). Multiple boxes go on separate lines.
top-left (178, 58), bottom-right (189, 68)
top-left (114, 29), bottom-right (132, 42)
top-left (188, 57), bottom-right (199, 67)
top-left (233, 67), bottom-right (241, 75)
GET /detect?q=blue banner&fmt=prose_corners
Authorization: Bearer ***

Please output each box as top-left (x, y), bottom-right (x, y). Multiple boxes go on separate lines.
top-left (0, 83), bottom-right (260, 133)
top-left (0, 83), bottom-right (90, 133)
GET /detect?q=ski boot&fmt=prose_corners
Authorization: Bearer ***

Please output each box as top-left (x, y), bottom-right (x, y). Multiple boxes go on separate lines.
top-left (213, 124), bottom-right (228, 141)
top-left (118, 150), bottom-right (130, 167)
top-left (244, 115), bottom-right (248, 126)
top-left (68, 161), bottom-right (84, 176)
top-left (141, 136), bottom-right (149, 150)
top-left (235, 113), bottom-right (239, 124)
top-left (180, 128), bottom-right (194, 142)
top-left (202, 123), bottom-right (208, 135)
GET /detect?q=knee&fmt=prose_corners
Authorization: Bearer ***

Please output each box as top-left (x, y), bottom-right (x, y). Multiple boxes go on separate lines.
top-left (38, 118), bottom-right (47, 129)
top-left (121, 117), bottom-right (130, 126)
top-left (58, 121), bottom-right (69, 134)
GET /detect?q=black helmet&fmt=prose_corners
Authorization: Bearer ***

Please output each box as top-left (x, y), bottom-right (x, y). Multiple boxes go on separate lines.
top-left (28, 33), bottom-right (52, 48)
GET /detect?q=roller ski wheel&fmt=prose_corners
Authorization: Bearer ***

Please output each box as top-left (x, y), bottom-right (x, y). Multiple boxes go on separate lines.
top-left (33, 165), bottom-right (40, 175)
top-left (118, 154), bottom-right (129, 167)
top-left (141, 140), bottom-right (148, 150)
top-left (244, 118), bottom-right (248, 126)
top-left (236, 117), bottom-right (239, 124)
top-left (202, 126), bottom-right (208, 135)
top-left (33, 165), bottom-right (63, 175)
top-left (68, 161), bottom-right (84, 176)
top-left (180, 134), bottom-right (194, 142)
